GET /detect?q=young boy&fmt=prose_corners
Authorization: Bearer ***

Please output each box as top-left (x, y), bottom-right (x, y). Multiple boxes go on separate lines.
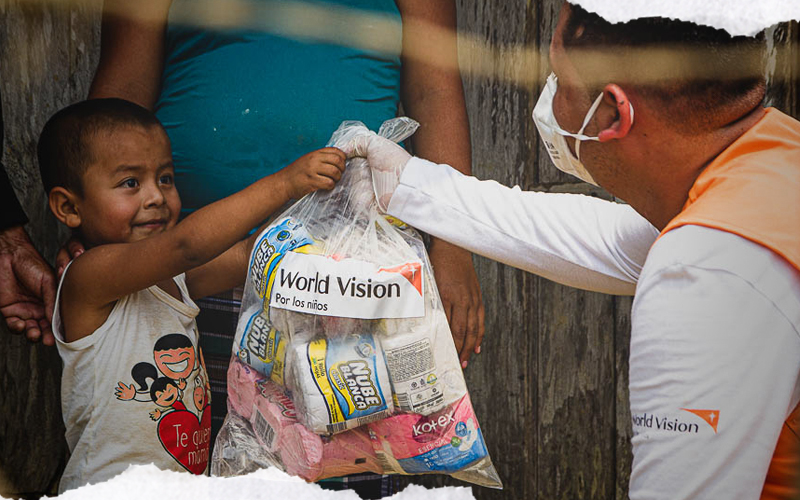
top-left (38, 98), bottom-right (345, 492)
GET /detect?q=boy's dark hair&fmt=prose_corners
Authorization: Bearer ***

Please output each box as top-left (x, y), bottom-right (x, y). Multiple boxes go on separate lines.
top-left (561, 4), bottom-right (766, 130)
top-left (37, 98), bottom-right (163, 195)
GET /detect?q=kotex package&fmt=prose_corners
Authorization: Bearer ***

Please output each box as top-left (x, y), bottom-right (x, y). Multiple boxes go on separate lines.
top-left (368, 394), bottom-right (493, 482)
top-left (213, 117), bottom-right (501, 489)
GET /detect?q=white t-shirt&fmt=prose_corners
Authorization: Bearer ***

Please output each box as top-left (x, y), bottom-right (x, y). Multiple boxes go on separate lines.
top-left (388, 157), bottom-right (800, 499)
top-left (53, 264), bottom-right (212, 493)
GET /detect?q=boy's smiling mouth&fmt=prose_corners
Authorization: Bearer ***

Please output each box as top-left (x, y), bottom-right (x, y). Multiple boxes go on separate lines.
top-left (134, 218), bottom-right (168, 230)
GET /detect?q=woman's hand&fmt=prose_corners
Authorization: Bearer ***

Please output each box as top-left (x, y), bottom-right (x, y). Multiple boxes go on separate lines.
top-left (429, 240), bottom-right (484, 368)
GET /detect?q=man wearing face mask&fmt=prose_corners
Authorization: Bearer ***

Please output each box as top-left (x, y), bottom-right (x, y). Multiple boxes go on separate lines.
top-left (346, 2), bottom-right (800, 499)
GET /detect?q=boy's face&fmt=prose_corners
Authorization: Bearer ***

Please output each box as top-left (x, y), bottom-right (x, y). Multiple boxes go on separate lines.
top-left (75, 124), bottom-right (180, 246)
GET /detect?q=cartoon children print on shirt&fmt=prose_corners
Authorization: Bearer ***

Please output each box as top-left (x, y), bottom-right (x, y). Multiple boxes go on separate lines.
top-left (191, 369), bottom-right (212, 417)
top-left (115, 333), bottom-right (208, 409)
top-left (114, 332), bottom-right (211, 474)
top-left (116, 333), bottom-right (198, 398)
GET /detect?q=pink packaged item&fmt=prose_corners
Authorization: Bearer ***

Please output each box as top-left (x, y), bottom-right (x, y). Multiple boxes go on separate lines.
top-left (280, 423), bottom-right (382, 480)
top-left (227, 358), bottom-right (260, 420)
top-left (368, 394), bottom-right (490, 475)
top-left (249, 378), bottom-right (296, 453)
top-left (226, 359), bottom-right (380, 481)
top-left (317, 427), bottom-right (382, 480)
top-left (280, 423), bottom-right (324, 479)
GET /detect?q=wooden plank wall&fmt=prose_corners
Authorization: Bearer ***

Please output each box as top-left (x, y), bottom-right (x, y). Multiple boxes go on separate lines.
top-left (0, 0), bottom-right (100, 495)
top-left (0, 1), bottom-right (796, 498)
top-left (424, 2), bottom-right (628, 498)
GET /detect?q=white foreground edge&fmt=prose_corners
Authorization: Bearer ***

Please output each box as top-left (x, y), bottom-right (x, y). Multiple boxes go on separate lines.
top-left (24, 464), bottom-right (475, 500)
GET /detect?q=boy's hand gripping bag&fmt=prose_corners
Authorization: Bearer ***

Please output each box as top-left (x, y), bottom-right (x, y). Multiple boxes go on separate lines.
top-left (211, 118), bottom-right (502, 489)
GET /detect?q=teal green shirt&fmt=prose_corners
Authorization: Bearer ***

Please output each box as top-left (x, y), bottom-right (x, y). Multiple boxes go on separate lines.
top-left (155, 0), bottom-right (403, 215)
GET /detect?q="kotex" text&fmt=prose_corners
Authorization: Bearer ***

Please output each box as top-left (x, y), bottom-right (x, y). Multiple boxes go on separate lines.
top-left (412, 412), bottom-right (456, 437)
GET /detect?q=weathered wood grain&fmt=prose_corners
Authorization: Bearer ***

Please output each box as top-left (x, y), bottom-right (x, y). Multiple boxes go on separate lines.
top-left (765, 22), bottom-right (798, 115)
top-left (535, 283), bottom-right (617, 500)
top-left (613, 295), bottom-right (633, 500)
top-left (0, 1), bottom-right (73, 493)
top-left (0, 0), bottom-right (100, 495)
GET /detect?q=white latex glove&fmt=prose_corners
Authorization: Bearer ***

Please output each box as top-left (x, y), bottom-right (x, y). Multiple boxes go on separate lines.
top-left (344, 132), bottom-right (412, 212)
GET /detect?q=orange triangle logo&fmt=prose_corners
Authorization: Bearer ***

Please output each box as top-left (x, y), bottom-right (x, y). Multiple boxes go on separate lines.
top-left (378, 262), bottom-right (423, 295)
top-left (680, 408), bottom-right (720, 433)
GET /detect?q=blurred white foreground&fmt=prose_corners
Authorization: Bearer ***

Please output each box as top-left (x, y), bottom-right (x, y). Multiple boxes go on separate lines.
top-left (18, 465), bottom-right (474, 500)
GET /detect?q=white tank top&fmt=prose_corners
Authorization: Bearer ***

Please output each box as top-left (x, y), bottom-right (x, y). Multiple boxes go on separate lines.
top-left (53, 262), bottom-right (212, 493)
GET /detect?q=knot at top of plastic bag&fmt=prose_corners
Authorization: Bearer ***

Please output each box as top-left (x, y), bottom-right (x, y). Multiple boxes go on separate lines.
top-left (326, 117), bottom-right (420, 150)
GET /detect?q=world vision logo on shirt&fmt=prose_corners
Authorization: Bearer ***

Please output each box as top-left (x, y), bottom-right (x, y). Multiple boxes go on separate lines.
top-left (632, 409), bottom-right (720, 435)
top-left (680, 408), bottom-right (720, 433)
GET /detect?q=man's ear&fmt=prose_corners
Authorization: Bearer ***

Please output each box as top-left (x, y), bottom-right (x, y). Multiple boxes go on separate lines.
top-left (49, 187), bottom-right (82, 229)
top-left (598, 83), bottom-right (634, 142)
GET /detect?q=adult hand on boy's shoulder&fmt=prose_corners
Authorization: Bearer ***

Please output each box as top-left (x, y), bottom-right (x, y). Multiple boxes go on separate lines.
top-left (0, 225), bottom-right (56, 345)
top-left (55, 234), bottom-right (85, 278)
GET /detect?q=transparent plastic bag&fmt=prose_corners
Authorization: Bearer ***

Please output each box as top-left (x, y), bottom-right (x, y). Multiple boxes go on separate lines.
top-left (211, 118), bottom-right (502, 489)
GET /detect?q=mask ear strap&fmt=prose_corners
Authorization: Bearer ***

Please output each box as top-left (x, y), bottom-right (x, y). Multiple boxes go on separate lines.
top-left (574, 92), bottom-right (604, 160)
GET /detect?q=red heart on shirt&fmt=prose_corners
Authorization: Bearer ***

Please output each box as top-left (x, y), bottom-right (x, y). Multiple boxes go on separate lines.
top-left (157, 405), bottom-right (211, 474)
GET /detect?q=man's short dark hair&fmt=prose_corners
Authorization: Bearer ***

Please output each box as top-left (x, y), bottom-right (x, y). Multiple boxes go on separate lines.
top-left (561, 3), bottom-right (766, 130)
top-left (37, 98), bottom-right (163, 195)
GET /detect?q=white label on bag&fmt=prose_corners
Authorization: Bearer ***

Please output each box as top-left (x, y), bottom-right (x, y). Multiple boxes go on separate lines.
top-left (269, 252), bottom-right (424, 319)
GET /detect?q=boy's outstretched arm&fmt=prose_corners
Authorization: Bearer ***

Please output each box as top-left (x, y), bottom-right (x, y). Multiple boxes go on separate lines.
top-left (183, 229), bottom-right (256, 300)
top-left (58, 148), bottom-right (345, 342)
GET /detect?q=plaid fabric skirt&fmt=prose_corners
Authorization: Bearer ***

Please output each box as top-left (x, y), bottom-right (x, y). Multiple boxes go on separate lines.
top-left (195, 288), bottom-right (396, 498)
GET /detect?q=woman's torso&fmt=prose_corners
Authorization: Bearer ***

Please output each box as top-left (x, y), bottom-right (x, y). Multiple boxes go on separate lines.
top-left (156, 0), bottom-right (403, 215)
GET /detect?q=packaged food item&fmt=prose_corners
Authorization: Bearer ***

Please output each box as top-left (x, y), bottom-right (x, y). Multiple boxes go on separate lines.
top-left (212, 118), bottom-right (501, 489)
top-left (225, 358), bottom-right (381, 482)
top-left (235, 309), bottom-right (286, 381)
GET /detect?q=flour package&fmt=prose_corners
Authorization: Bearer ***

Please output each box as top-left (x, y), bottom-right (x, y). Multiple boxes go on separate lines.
top-left (211, 118), bottom-right (502, 489)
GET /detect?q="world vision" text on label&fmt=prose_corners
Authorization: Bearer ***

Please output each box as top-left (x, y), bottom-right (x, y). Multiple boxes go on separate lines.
top-left (279, 269), bottom-right (402, 299)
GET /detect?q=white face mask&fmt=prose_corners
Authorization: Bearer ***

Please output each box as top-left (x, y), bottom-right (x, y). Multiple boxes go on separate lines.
top-left (532, 73), bottom-right (633, 186)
